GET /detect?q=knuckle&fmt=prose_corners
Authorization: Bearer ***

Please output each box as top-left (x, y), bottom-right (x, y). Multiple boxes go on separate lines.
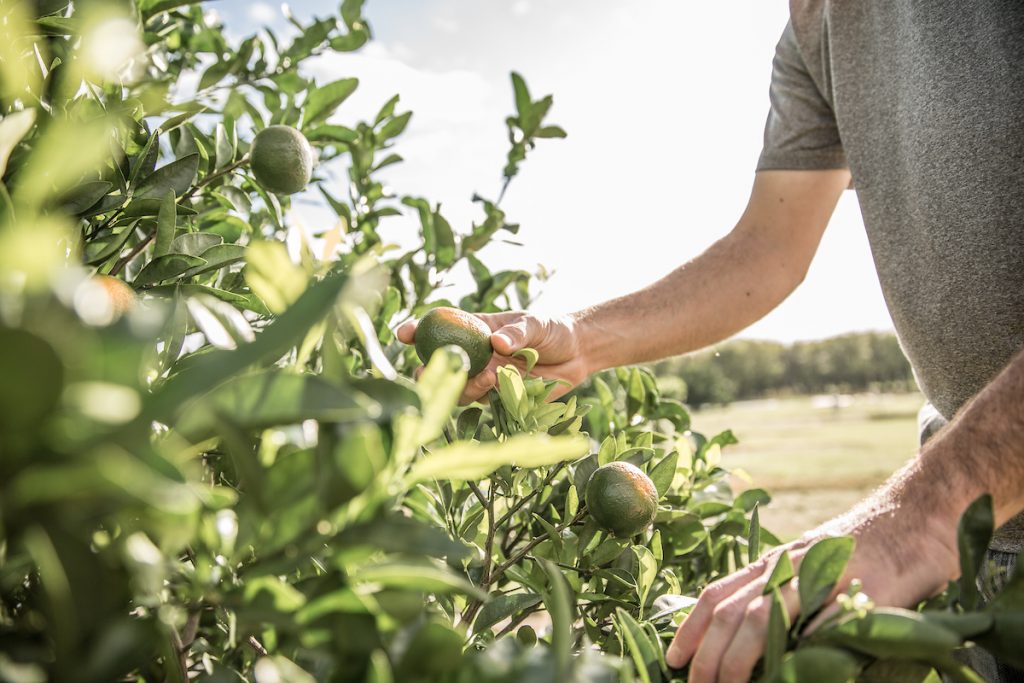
top-left (701, 581), bottom-right (731, 605)
top-left (711, 599), bottom-right (745, 625)
top-left (745, 601), bottom-right (771, 628)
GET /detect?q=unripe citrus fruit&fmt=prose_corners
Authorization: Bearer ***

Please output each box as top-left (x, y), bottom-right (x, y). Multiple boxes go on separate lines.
top-left (250, 125), bottom-right (314, 195)
top-left (93, 274), bottom-right (137, 318)
top-left (585, 461), bottom-right (659, 538)
top-left (414, 307), bottom-right (493, 377)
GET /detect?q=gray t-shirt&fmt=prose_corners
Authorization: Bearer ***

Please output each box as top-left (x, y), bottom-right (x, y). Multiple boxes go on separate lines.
top-left (758, 1), bottom-right (1024, 551)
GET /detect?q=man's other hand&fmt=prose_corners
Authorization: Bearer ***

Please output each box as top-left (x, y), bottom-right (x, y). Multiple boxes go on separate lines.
top-left (665, 498), bottom-right (959, 683)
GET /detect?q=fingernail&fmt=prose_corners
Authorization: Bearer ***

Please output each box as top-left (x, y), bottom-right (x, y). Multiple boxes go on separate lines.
top-left (493, 333), bottom-right (512, 349)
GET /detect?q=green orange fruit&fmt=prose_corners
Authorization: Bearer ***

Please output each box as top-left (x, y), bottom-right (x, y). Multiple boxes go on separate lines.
top-left (249, 125), bottom-right (314, 195)
top-left (584, 461), bottom-right (659, 538)
top-left (414, 307), bottom-right (493, 377)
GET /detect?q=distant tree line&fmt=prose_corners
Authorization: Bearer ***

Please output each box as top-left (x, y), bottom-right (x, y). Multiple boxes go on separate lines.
top-left (652, 331), bottom-right (917, 406)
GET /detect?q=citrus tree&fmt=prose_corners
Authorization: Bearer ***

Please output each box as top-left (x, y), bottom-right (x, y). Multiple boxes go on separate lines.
top-left (1, 1), bottom-right (1022, 682)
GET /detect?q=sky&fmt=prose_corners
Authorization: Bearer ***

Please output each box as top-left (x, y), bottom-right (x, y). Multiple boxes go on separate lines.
top-left (214, 0), bottom-right (897, 343)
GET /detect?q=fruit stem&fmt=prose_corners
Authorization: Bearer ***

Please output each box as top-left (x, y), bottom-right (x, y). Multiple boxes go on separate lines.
top-left (182, 153), bottom-right (251, 200)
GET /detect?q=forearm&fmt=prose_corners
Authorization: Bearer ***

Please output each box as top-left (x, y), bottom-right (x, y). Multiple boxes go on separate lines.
top-left (572, 226), bottom-right (802, 371)
top-left (836, 346), bottom-right (1024, 573)
top-left (573, 169), bottom-right (850, 372)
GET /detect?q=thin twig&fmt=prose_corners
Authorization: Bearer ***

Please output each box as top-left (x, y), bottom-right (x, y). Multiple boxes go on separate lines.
top-left (494, 605), bottom-right (542, 639)
top-left (181, 153), bottom-right (251, 200)
top-left (246, 635), bottom-right (269, 657)
top-left (495, 462), bottom-right (566, 529)
top-left (489, 510), bottom-right (585, 587)
top-left (109, 228), bottom-right (154, 276)
top-left (461, 478), bottom-right (497, 625)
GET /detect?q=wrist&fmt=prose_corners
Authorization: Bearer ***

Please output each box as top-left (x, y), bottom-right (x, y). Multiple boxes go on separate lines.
top-left (568, 309), bottom-right (614, 376)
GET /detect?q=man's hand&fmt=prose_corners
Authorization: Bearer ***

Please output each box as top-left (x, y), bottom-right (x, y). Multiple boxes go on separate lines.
top-left (666, 494), bottom-right (960, 683)
top-left (397, 311), bottom-right (591, 404)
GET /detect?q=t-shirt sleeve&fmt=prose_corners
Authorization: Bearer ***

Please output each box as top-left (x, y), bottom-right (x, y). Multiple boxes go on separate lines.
top-left (757, 21), bottom-right (847, 171)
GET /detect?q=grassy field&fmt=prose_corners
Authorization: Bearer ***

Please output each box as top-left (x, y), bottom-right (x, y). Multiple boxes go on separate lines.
top-left (691, 392), bottom-right (925, 540)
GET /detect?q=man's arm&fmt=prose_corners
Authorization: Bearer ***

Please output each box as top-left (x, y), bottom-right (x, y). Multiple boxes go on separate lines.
top-left (666, 345), bottom-right (1024, 683)
top-left (398, 168), bottom-right (851, 402)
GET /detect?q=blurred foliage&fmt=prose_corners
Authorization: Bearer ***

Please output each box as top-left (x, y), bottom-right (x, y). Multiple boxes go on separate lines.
top-left (655, 333), bottom-right (918, 407)
top-left (0, 1), bottom-right (1020, 682)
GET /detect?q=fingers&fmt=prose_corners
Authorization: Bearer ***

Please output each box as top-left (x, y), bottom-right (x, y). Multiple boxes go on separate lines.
top-left (666, 558), bottom-right (772, 668)
top-left (459, 365), bottom-right (497, 405)
top-left (491, 316), bottom-right (542, 355)
top-left (396, 320), bottom-right (416, 344)
top-left (716, 584), bottom-right (802, 683)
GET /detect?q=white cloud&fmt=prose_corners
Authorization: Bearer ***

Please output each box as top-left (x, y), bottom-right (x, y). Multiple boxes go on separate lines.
top-left (247, 2), bottom-right (277, 24)
top-left (431, 16), bottom-right (460, 33)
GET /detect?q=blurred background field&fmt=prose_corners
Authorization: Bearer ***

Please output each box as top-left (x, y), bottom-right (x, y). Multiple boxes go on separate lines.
top-left (692, 392), bottom-right (924, 540)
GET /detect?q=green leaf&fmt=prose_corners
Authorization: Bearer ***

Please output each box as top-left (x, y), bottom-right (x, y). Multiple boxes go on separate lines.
top-left (648, 451), bottom-right (678, 499)
top-left (0, 107), bottom-right (36, 177)
top-left (175, 370), bottom-right (378, 441)
top-left (329, 28), bottom-right (369, 52)
top-left (178, 244), bottom-right (246, 279)
top-left (763, 551), bottom-right (795, 594)
top-left (633, 545), bottom-right (658, 609)
top-left (626, 368), bottom-right (645, 419)
top-left (615, 607), bottom-right (658, 683)
top-left (304, 124), bottom-right (359, 144)
top-left (59, 181), bottom-right (112, 215)
top-left (976, 570), bottom-right (1024, 668)
top-left (0, 328), bottom-right (63, 436)
top-left (137, 0), bottom-right (206, 16)
top-left (512, 347), bottom-right (540, 374)
top-left (432, 208), bottom-right (456, 268)
top-left (303, 78), bottom-right (359, 128)
top-left (406, 433), bottom-right (588, 484)
top-left (154, 191), bottom-right (176, 257)
top-left (474, 593), bottom-right (542, 633)
top-left (336, 517), bottom-right (469, 561)
top-left (815, 607), bottom-right (961, 661)
top-left (244, 240), bottom-right (308, 314)
top-left (748, 503), bottom-right (761, 563)
top-left (340, 0), bottom-right (365, 28)
top-left (394, 622), bottom-right (465, 681)
top-left (133, 154), bottom-right (199, 199)
top-left (798, 537), bottom-right (855, 623)
top-left (243, 575), bottom-right (306, 612)
top-left (456, 407), bottom-right (482, 440)
top-left (198, 59), bottom-right (234, 91)
top-left (133, 254), bottom-right (206, 287)
top-left (378, 111), bottom-right (412, 142)
top-left (779, 646), bottom-right (859, 683)
top-left (510, 72), bottom-right (531, 119)
top-left (295, 588), bottom-right (370, 623)
top-left (355, 558), bottom-right (486, 600)
top-left (540, 560), bottom-right (574, 678)
top-left (957, 494), bottom-right (993, 610)
top-left (763, 587), bottom-right (790, 680)
top-left (414, 346), bottom-right (468, 445)
top-left (171, 232), bottom-right (222, 257)
top-left (251, 657), bottom-right (315, 683)
top-left (139, 271), bottom-right (349, 424)
top-left (375, 94), bottom-right (400, 124)
top-left (215, 123), bottom-right (234, 168)
top-left (535, 125), bottom-right (568, 139)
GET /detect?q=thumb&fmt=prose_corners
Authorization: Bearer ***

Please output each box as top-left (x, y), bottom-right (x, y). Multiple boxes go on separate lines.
top-left (491, 318), bottom-right (537, 355)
